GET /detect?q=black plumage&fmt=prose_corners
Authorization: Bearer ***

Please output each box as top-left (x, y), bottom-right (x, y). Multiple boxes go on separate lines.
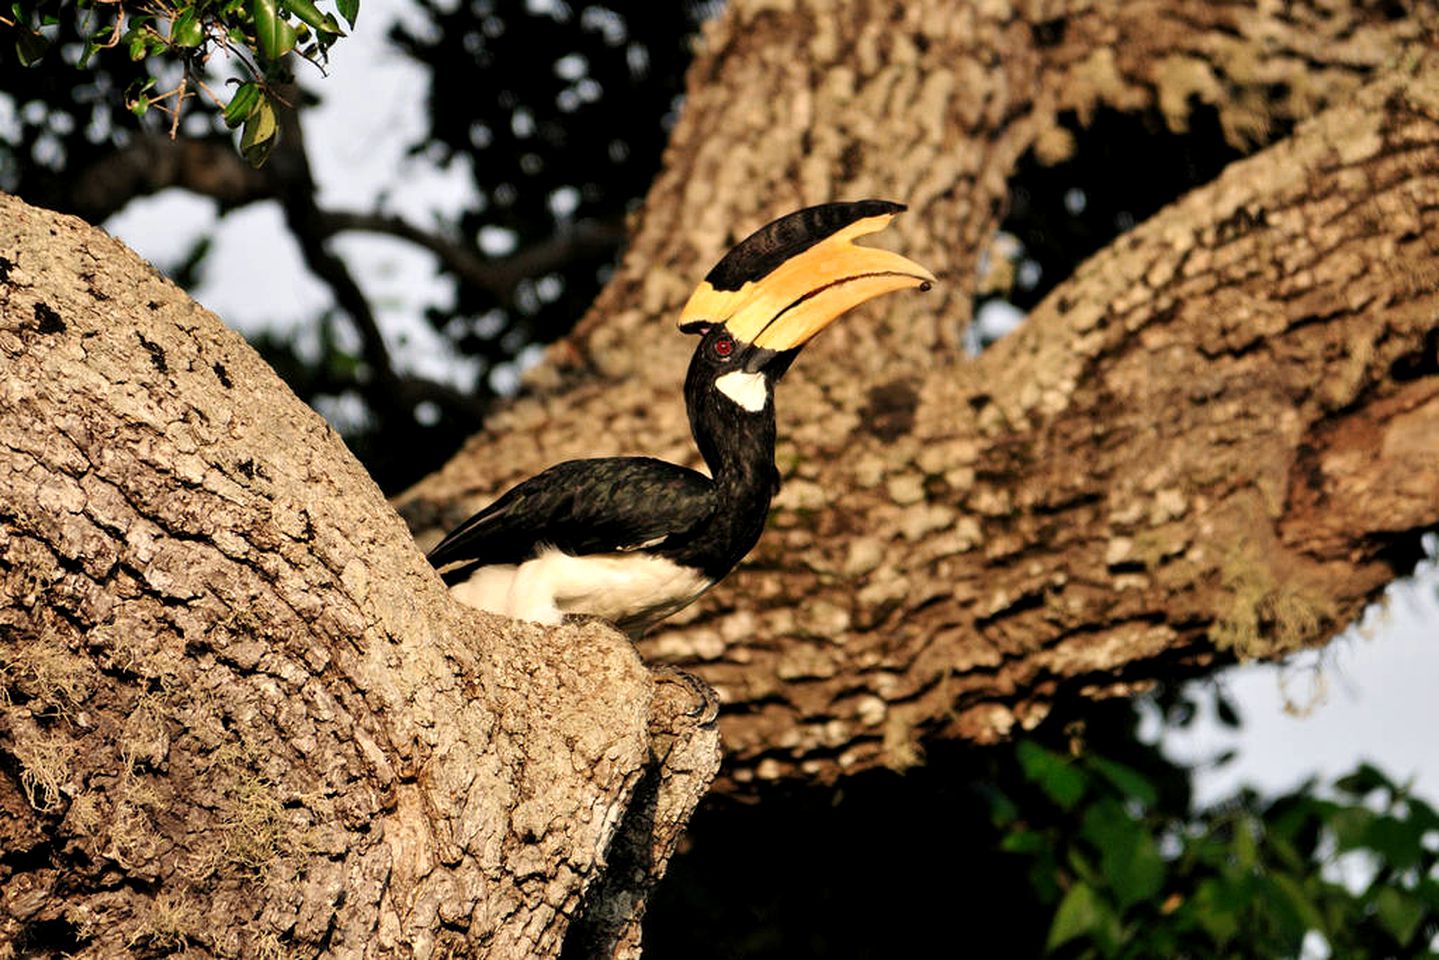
top-left (429, 323), bottom-right (783, 588)
top-left (428, 457), bottom-right (715, 575)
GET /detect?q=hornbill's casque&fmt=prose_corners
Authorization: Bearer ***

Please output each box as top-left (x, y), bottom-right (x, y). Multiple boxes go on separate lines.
top-left (428, 200), bottom-right (934, 637)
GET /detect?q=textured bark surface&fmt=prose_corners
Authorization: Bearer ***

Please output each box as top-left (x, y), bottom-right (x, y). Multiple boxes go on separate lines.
top-left (401, 1), bottom-right (1439, 790)
top-left (0, 194), bottom-right (719, 958)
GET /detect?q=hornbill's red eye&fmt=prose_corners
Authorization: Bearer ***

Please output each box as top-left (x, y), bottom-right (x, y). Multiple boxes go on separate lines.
top-left (713, 335), bottom-right (735, 359)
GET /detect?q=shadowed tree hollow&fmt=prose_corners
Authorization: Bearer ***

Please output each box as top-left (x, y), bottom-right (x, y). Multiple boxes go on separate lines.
top-left (3, 0), bottom-right (1438, 956)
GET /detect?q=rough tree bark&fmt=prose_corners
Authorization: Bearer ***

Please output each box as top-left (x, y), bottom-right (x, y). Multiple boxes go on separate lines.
top-left (401, 1), bottom-right (1439, 790)
top-left (0, 195), bottom-right (719, 956)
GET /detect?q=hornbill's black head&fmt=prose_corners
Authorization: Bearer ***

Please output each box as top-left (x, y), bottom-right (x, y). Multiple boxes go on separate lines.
top-left (676, 200), bottom-right (935, 421)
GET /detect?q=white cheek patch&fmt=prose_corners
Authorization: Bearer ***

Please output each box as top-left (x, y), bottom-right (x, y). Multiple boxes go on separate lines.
top-left (714, 370), bottom-right (768, 412)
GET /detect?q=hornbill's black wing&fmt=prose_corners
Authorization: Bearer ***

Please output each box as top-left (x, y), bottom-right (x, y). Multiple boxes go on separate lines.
top-left (426, 457), bottom-right (717, 583)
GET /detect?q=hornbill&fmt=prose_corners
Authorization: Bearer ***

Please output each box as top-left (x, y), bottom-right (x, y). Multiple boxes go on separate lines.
top-left (428, 200), bottom-right (934, 637)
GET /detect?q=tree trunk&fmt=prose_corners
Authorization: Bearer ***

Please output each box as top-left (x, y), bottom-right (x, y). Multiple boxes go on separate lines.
top-left (401, 1), bottom-right (1439, 789)
top-left (0, 194), bottom-right (718, 957)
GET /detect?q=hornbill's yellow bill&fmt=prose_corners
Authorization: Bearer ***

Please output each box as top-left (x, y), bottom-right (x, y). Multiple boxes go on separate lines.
top-left (678, 200), bottom-right (936, 353)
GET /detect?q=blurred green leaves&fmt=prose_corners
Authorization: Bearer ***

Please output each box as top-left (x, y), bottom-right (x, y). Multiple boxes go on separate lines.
top-left (234, 85), bottom-right (276, 165)
top-left (3, 0), bottom-right (353, 165)
top-left (169, 6), bottom-right (203, 46)
top-left (9, 1), bottom-right (52, 64)
top-left (1049, 882), bottom-right (1121, 953)
top-left (251, 0), bottom-right (296, 60)
top-left (994, 738), bottom-right (1439, 957)
top-left (1018, 741), bottom-right (1089, 811)
top-left (646, 685), bottom-right (1438, 960)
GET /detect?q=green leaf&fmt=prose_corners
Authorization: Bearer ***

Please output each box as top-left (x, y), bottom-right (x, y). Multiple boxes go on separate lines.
top-left (1265, 872), bottom-right (1326, 941)
top-left (1374, 887), bottom-right (1425, 946)
top-left (1335, 763), bottom-right (1392, 798)
top-left (1407, 796), bottom-right (1439, 833)
top-left (335, 0), bottom-right (356, 28)
top-left (1263, 796), bottom-right (1321, 853)
top-left (1028, 859), bottom-right (1062, 905)
top-left (1188, 878), bottom-right (1241, 946)
top-left (239, 95), bottom-right (278, 167)
top-left (1079, 799), bottom-right (1164, 910)
top-left (252, 0), bottom-right (277, 54)
top-left (1047, 882), bottom-right (1118, 952)
top-left (1329, 806), bottom-right (1376, 852)
top-left (283, 0), bottom-right (342, 35)
top-left (1000, 828), bottom-right (1048, 855)
top-left (1091, 757), bottom-right (1158, 807)
top-left (1230, 815), bottom-right (1259, 872)
top-left (1017, 740), bottom-right (1087, 811)
top-left (170, 7), bottom-right (204, 46)
top-left (223, 81), bottom-right (261, 127)
top-left (987, 788), bottom-right (1020, 827)
top-left (1066, 845), bottom-right (1103, 888)
top-left (126, 27), bottom-right (148, 60)
top-left (252, 0), bottom-right (295, 59)
top-left (14, 24), bottom-right (50, 64)
top-left (275, 17), bottom-right (296, 56)
top-left (130, 94), bottom-right (149, 117)
top-left (1365, 815), bottom-right (1425, 871)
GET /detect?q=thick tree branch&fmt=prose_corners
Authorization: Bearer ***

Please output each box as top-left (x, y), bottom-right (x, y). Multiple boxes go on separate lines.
top-left (401, 2), bottom-right (1438, 790)
top-left (3, 1), bottom-right (1434, 953)
top-left (0, 193), bottom-right (718, 957)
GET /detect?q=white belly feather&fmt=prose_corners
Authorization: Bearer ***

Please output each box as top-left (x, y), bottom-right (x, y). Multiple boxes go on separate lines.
top-left (447, 547), bottom-right (714, 637)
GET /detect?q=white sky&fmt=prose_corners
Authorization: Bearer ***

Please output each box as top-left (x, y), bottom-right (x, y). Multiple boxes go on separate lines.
top-left (1155, 551), bottom-right (1438, 807)
top-left (102, 0), bottom-right (1439, 812)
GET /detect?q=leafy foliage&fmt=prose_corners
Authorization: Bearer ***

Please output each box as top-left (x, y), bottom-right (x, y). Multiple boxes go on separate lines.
top-left (0, 11), bottom-right (152, 200)
top-left (2, 0), bottom-right (353, 164)
top-left (999, 742), bottom-right (1439, 957)
top-left (647, 690), bottom-right (1439, 959)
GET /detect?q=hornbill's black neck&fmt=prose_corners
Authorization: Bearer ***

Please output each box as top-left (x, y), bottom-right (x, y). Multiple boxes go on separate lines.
top-left (684, 348), bottom-right (779, 493)
top-left (668, 344), bottom-right (787, 581)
